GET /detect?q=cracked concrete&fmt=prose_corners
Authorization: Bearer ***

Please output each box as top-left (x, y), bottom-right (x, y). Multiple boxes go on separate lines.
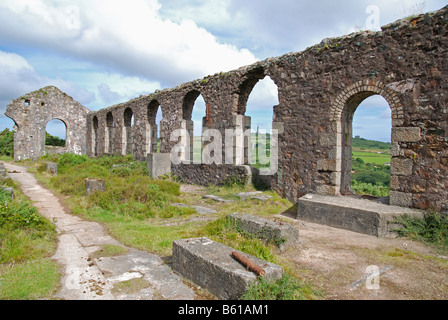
top-left (4, 162), bottom-right (197, 300)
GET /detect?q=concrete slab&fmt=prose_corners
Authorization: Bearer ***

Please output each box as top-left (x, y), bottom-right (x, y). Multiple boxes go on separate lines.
top-left (202, 194), bottom-right (232, 203)
top-left (147, 153), bottom-right (171, 178)
top-left (172, 237), bottom-right (283, 300)
top-left (296, 194), bottom-right (424, 237)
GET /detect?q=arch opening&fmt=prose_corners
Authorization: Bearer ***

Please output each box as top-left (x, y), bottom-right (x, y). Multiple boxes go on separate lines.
top-left (45, 119), bottom-right (67, 156)
top-left (182, 90), bottom-right (206, 163)
top-left (236, 73), bottom-right (278, 168)
top-left (105, 112), bottom-right (114, 154)
top-left (123, 108), bottom-right (134, 155)
top-left (244, 76), bottom-right (278, 168)
top-left (341, 94), bottom-right (392, 199)
top-left (147, 100), bottom-right (163, 154)
top-left (92, 116), bottom-right (99, 157)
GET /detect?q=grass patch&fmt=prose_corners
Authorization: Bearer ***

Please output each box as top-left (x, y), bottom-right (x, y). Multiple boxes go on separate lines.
top-left (111, 277), bottom-right (151, 296)
top-left (352, 151), bottom-right (391, 165)
top-left (0, 258), bottom-right (60, 300)
top-left (31, 153), bottom-right (317, 299)
top-left (89, 244), bottom-right (129, 260)
top-left (0, 179), bottom-right (59, 299)
top-left (241, 273), bottom-right (318, 300)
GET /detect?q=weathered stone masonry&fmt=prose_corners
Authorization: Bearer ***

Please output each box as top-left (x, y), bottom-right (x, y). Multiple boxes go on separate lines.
top-left (5, 86), bottom-right (90, 161)
top-left (5, 7), bottom-right (448, 213)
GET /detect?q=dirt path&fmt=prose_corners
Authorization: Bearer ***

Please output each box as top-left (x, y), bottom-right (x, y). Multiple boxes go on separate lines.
top-left (180, 184), bottom-right (448, 300)
top-left (277, 212), bottom-right (448, 300)
top-left (4, 162), bottom-right (196, 300)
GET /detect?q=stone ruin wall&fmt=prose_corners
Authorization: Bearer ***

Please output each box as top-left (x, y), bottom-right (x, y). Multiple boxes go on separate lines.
top-left (5, 7), bottom-right (448, 214)
top-left (5, 86), bottom-right (90, 161)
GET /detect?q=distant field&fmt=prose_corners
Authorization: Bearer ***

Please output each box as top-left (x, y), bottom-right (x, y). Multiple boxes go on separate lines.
top-left (352, 137), bottom-right (391, 165)
top-left (352, 151), bottom-right (391, 165)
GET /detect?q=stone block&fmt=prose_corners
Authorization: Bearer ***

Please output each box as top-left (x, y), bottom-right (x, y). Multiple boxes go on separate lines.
top-left (46, 162), bottom-right (58, 175)
top-left (0, 187), bottom-right (14, 198)
top-left (390, 158), bottom-right (413, 176)
top-left (390, 191), bottom-right (413, 208)
top-left (0, 167), bottom-right (6, 179)
top-left (147, 153), bottom-right (171, 178)
top-left (296, 194), bottom-right (423, 237)
top-left (317, 159), bottom-right (338, 172)
top-left (172, 238), bottom-right (283, 300)
top-left (392, 127), bottom-right (421, 142)
top-left (85, 178), bottom-right (105, 196)
top-left (226, 213), bottom-right (300, 251)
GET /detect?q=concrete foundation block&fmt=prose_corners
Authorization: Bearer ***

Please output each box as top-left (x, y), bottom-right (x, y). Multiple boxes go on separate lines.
top-left (147, 153), bottom-right (171, 178)
top-left (46, 162), bottom-right (58, 175)
top-left (85, 178), bottom-right (105, 196)
top-left (226, 213), bottom-right (300, 251)
top-left (172, 238), bottom-right (284, 300)
top-left (297, 194), bottom-right (423, 237)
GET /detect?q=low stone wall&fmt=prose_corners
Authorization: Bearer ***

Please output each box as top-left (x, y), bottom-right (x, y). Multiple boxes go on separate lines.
top-left (172, 163), bottom-right (252, 186)
top-left (171, 163), bottom-right (275, 189)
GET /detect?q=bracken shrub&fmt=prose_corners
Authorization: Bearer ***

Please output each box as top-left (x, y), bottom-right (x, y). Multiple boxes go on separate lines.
top-left (46, 154), bottom-right (185, 220)
top-left (394, 212), bottom-right (448, 253)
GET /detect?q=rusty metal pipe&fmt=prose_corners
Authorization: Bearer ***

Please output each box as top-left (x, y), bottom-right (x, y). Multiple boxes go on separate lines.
top-left (232, 251), bottom-right (266, 277)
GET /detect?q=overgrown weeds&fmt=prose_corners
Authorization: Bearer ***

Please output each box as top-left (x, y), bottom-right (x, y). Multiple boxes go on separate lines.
top-left (394, 212), bottom-right (448, 254)
top-left (241, 273), bottom-right (319, 300)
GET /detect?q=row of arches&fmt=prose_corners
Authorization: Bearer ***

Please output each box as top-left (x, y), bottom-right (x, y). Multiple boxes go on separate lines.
top-left (89, 76), bottom-right (393, 197)
top-left (90, 75), bottom-right (280, 166)
top-left (91, 102), bottom-right (163, 157)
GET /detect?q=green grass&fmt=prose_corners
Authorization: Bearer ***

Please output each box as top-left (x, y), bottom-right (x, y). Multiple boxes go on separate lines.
top-left (352, 151), bottom-right (391, 165)
top-left (241, 273), bottom-right (319, 300)
top-left (0, 178), bottom-right (59, 300)
top-left (0, 259), bottom-right (60, 300)
top-left (30, 153), bottom-right (318, 299)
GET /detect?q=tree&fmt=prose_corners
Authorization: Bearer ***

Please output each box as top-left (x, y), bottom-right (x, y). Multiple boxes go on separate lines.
top-left (0, 128), bottom-right (14, 157)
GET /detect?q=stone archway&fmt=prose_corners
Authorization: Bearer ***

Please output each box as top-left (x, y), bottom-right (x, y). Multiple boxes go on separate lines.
top-left (326, 80), bottom-right (413, 206)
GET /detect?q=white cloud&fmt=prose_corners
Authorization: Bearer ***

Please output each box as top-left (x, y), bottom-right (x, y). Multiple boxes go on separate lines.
top-left (0, 50), bottom-right (95, 112)
top-left (0, 0), bottom-right (258, 86)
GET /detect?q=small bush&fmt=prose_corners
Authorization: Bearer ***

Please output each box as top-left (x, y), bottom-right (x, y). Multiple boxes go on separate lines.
top-left (0, 128), bottom-right (14, 157)
top-left (57, 153), bottom-right (89, 173)
top-left (350, 181), bottom-right (390, 197)
top-left (0, 188), bottom-right (56, 264)
top-left (394, 212), bottom-right (448, 253)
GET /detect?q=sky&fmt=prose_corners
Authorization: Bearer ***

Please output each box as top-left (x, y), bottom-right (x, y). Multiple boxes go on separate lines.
top-left (0, 0), bottom-right (445, 142)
